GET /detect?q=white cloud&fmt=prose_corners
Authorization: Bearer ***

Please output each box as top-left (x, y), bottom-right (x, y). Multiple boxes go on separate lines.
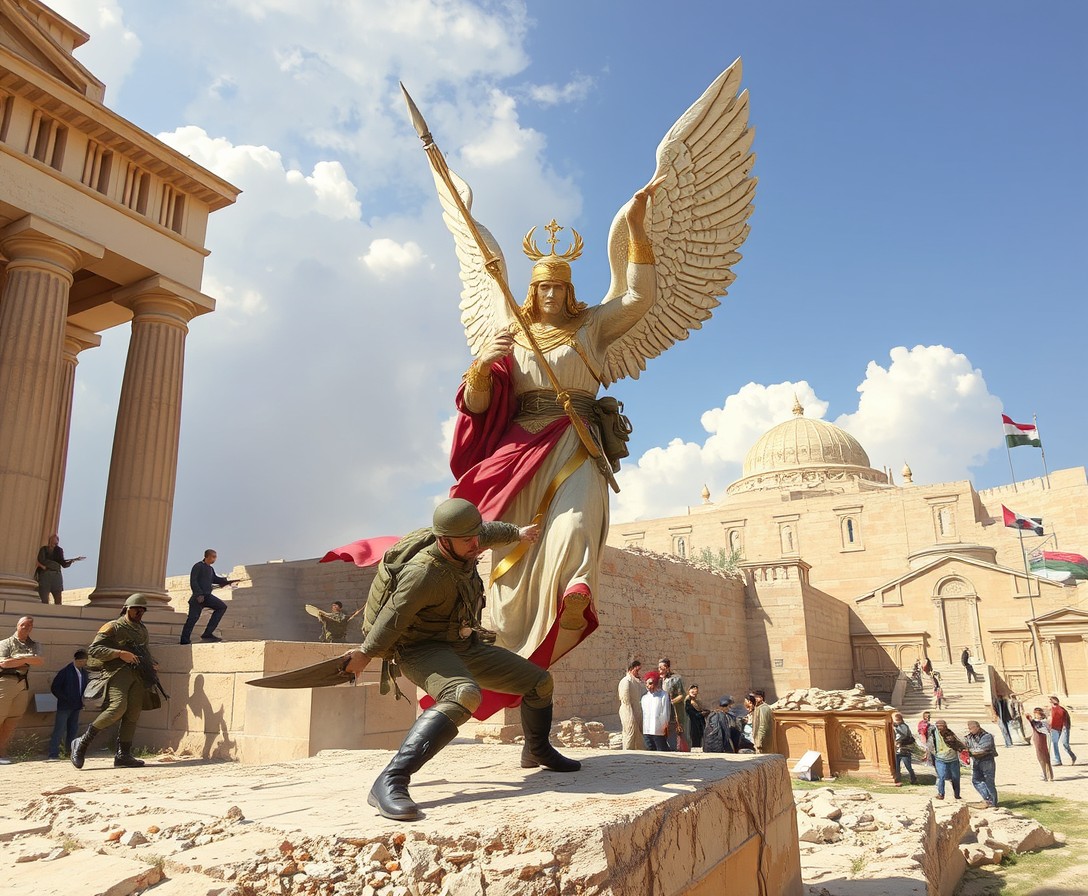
top-left (361, 238), bottom-right (425, 278)
top-left (49, 0), bottom-right (141, 98)
top-left (292, 161), bottom-right (361, 220)
top-left (834, 345), bottom-right (1002, 485)
top-left (462, 90), bottom-right (539, 167)
top-left (526, 74), bottom-right (594, 107)
top-left (613, 381), bottom-right (824, 522)
top-left (613, 347), bottom-right (1003, 522)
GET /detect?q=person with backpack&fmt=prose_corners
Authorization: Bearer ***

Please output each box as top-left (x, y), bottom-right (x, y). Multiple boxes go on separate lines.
top-left (891, 711), bottom-right (918, 785)
top-left (926, 719), bottom-right (967, 800)
top-left (342, 498), bottom-right (580, 821)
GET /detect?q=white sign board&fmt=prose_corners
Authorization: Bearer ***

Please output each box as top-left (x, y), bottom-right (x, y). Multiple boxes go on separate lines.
top-left (792, 749), bottom-right (823, 781)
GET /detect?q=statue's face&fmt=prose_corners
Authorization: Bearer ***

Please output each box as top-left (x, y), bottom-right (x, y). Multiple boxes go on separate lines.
top-left (535, 281), bottom-right (568, 318)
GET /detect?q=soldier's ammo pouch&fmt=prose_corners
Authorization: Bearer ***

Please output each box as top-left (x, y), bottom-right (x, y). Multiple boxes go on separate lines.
top-left (595, 396), bottom-right (633, 472)
top-left (143, 689), bottom-right (162, 711)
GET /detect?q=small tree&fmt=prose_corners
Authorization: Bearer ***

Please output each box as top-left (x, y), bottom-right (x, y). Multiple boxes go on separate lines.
top-left (695, 546), bottom-right (742, 575)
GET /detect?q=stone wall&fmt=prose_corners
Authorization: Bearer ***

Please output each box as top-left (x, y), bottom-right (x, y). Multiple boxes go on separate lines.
top-left (4, 547), bottom-right (751, 754)
top-left (170, 545), bottom-right (752, 726)
top-left (801, 586), bottom-right (854, 691)
top-left (742, 562), bottom-right (853, 700)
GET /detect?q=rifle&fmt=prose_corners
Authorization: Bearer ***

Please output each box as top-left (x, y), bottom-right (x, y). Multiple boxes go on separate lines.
top-left (132, 642), bottom-right (168, 702)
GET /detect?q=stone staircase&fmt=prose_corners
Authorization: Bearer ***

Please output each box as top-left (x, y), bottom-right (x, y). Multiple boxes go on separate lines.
top-left (898, 661), bottom-right (992, 728)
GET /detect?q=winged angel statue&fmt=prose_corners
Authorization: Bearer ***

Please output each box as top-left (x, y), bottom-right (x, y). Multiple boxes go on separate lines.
top-left (437, 59), bottom-right (756, 676)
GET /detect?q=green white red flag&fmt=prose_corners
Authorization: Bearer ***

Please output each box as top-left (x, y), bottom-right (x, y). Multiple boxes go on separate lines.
top-left (1002, 414), bottom-right (1041, 449)
top-left (1002, 505), bottom-right (1043, 536)
top-left (1029, 551), bottom-right (1088, 581)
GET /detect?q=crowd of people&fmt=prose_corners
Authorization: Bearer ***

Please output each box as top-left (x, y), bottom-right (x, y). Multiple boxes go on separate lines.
top-left (893, 694), bottom-right (1077, 807)
top-left (0, 546), bottom-right (236, 766)
top-left (617, 657), bottom-right (775, 755)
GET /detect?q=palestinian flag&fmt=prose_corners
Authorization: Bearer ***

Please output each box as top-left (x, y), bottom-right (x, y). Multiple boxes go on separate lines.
top-left (1002, 414), bottom-right (1041, 449)
top-left (1029, 551), bottom-right (1088, 581)
top-left (1002, 505), bottom-right (1043, 536)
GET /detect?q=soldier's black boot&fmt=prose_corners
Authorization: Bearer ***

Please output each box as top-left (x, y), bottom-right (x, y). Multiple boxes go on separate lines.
top-left (114, 741), bottom-right (145, 768)
top-left (519, 703), bottom-right (580, 772)
top-left (70, 725), bottom-right (101, 769)
top-left (367, 709), bottom-right (458, 821)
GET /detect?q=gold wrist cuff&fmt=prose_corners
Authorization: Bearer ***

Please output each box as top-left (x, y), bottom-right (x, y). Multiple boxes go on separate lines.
top-left (629, 239), bottom-right (655, 265)
top-left (464, 360), bottom-right (493, 392)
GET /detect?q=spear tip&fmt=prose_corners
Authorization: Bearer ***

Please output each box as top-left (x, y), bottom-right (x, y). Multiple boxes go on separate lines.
top-left (399, 82), bottom-right (431, 142)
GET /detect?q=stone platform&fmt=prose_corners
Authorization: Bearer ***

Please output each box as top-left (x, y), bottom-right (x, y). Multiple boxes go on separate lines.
top-left (2, 744), bottom-right (803, 896)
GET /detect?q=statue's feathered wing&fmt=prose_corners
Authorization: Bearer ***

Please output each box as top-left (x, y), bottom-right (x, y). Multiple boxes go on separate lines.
top-left (430, 167), bottom-right (515, 357)
top-left (601, 58), bottom-right (756, 385)
top-left (436, 59), bottom-right (754, 370)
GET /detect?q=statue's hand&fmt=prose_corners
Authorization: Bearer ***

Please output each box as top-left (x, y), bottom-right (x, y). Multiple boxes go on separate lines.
top-left (626, 175), bottom-right (667, 231)
top-left (477, 330), bottom-right (515, 368)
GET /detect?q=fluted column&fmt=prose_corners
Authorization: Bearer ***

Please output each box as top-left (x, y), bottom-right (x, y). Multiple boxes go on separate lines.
top-left (41, 323), bottom-right (102, 542)
top-left (0, 222), bottom-right (93, 602)
top-left (90, 285), bottom-right (196, 605)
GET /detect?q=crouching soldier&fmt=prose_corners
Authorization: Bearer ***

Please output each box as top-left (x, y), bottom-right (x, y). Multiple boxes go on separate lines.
top-left (71, 593), bottom-right (161, 769)
top-left (343, 498), bottom-right (580, 821)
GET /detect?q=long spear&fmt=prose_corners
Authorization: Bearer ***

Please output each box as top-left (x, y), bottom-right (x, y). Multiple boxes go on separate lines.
top-left (400, 84), bottom-right (616, 491)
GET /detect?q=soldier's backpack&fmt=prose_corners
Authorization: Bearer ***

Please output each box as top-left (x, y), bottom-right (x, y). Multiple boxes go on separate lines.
top-left (361, 528), bottom-right (436, 638)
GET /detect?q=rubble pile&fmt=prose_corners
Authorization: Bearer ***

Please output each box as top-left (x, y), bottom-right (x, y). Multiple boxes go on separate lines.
top-left (772, 685), bottom-right (894, 713)
top-left (11, 798), bottom-right (580, 896)
top-left (480, 716), bottom-right (611, 750)
top-left (795, 786), bottom-right (1061, 888)
top-left (551, 717), bottom-right (611, 750)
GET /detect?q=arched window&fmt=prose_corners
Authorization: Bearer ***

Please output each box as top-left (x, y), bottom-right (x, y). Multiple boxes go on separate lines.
top-left (938, 507), bottom-right (954, 536)
top-left (781, 525), bottom-right (794, 554)
top-left (729, 529), bottom-right (742, 554)
top-left (674, 536), bottom-right (687, 559)
top-left (845, 518), bottom-right (855, 544)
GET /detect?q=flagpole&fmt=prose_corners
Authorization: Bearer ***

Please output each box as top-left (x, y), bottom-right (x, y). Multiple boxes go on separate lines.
top-left (1034, 413), bottom-right (1051, 489)
top-left (1004, 425), bottom-right (1018, 494)
top-left (1017, 527), bottom-right (1044, 695)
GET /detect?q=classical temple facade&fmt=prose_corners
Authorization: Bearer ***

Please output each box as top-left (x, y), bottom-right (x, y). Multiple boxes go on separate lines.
top-left (608, 398), bottom-right (1088, 702)
top-left (0, 0), bottom-right (238, 606)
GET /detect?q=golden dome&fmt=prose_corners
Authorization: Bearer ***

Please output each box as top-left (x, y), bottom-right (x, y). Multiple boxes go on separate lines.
top-left (727, 399), bottom-right (888, 495)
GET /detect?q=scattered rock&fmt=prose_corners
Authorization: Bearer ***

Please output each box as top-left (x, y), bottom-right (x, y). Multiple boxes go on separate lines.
top-left (120, 830), bottom-right (148, 847)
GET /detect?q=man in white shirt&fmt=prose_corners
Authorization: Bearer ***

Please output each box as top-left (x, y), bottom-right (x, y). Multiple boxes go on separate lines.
top-left (640, 671), bottom-right (672, 751)
top-left (618, 658), bottom-right (644, 750)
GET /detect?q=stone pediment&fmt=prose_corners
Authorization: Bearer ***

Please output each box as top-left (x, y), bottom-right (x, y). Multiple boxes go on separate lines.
top-left (0, 0), bottom-right (104, 101)
top-left (855, 552), bottom-right (1068, 604)
top-left (1030, 606), bottom-right (1088, 626)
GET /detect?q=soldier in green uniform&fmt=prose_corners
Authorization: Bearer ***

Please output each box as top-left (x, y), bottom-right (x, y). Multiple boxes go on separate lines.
top-left (316, 601), bottom-right (361, 643)
top-left (343, 498), bottom-right (581, 821)
top-left (71, 593), bottom-right (160, 769)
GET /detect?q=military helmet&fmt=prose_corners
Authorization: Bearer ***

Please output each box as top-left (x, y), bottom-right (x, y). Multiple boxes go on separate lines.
top-left (432, 498), bottom-right (482, 537)
top-left (123, 593), bottom-right (151, 609)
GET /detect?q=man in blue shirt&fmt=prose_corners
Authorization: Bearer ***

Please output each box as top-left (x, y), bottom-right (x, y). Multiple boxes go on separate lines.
top-left (47, 648), bottom-right (87, 760)
top-left (179, 549), bottom-right (236, 644)
top-left (966, 720), bottom-right (999, 807)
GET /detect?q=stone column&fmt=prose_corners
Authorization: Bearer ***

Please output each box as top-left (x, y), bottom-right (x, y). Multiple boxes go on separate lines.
top-left (90, 282), bottom-right (196, 605)
top-left (41, 323), bottom-right (102, 542)
top-left (0, 219), bottom-right (100, 602)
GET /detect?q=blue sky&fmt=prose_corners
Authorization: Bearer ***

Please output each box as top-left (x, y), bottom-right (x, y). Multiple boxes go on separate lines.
top-left (46, 1), bottom-right (1086, 586)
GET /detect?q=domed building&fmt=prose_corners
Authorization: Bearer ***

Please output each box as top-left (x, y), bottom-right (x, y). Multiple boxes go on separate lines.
top-left (728, 398), bottom-right (889, 495)
top-left (608, 400), bottom-right (1088, 704)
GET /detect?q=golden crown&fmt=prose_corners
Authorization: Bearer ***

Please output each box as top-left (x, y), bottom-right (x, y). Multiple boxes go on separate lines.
top-left (522, 219), bottom-right (584, 263)
top-left (523, 219), bottom-right (583, 286)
